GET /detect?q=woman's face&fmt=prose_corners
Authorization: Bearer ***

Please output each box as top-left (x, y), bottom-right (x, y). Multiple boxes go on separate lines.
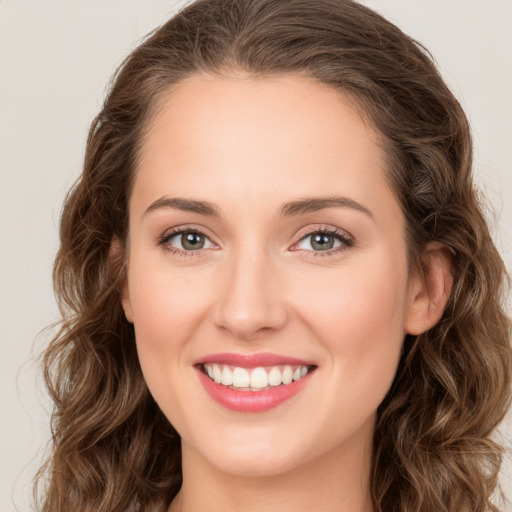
top-left (122, 74), bottom-right (423, 477)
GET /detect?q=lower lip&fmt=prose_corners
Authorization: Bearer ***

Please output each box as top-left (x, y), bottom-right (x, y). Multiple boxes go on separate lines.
top-left (196, 367), bottom-right (314, 412)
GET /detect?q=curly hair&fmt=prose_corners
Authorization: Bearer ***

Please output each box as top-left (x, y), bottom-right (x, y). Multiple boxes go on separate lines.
top-left (35, 1), bottom-right (511, 511)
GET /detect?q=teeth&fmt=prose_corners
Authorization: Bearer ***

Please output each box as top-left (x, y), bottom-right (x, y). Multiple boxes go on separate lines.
top-left (282, 365), bottom-right (293, 385)
top-left (268, 367), bottom-right (282, 386)
top-left (232, 367), bottom-right (250, 388)
top-left (203, 363), bottom-right (313, 390)
top-left (212, 364), bottom-right (222, 384)
top-left (250, 367), bottom-right (268, 389)
top-left (221, 366), bottom-right (233, 386)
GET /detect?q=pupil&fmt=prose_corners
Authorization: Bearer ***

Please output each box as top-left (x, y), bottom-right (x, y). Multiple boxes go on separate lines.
top-left (182, 232), bottom-right (204, 250)
top-left (312, 233), bottom-right (334, 250)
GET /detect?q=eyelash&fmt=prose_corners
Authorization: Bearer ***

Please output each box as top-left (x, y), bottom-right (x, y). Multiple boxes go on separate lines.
top-left (292, 226), bottom-right (355, 258)
top-left (158, 226), bottom-right (213, 257)
top-left (158, 225), bottom-right (355, 258)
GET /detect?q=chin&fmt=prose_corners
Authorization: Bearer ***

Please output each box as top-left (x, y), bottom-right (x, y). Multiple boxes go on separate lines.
top-left (208, 449), bottom-right (303, 478)
top-left (188, 426), bottom-right (316, 478)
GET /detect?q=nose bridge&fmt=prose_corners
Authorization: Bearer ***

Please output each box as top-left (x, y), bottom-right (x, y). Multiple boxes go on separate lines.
top-left (214, 241), bottom-right (287, 339)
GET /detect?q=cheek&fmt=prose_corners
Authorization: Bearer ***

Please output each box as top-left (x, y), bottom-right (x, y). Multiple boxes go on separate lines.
top-left (126, 260), bottom-right (219, 430)
top-left (296, 256), bottom-right (407, 335)
top-left (126, 259), bottom-right (214, 369)
top-left (292, 255), bottom-right (408, 395)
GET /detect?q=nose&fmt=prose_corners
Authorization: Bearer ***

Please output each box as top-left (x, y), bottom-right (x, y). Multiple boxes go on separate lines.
top-left (213, 248), bottom-right (288, 341)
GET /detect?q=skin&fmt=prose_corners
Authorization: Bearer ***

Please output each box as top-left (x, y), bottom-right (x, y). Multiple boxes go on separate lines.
top-left (120, 73), bottom-right (452, 512)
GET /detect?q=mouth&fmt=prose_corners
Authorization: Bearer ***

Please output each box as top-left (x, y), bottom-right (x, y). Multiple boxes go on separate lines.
top-left (194, 353), bottom-right (317, 412)
top-left (198, 363), bottom-right (316, 391)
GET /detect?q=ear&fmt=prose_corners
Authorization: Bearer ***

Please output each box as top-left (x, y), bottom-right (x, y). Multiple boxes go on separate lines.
top-left (110, 237), bottom-right (133, 323)
top-left (405, 242), bottom-right (453, 335)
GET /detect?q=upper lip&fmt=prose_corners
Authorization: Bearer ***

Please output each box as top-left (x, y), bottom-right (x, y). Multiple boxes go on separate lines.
top-left (194, 352), bottom-right (317, 368)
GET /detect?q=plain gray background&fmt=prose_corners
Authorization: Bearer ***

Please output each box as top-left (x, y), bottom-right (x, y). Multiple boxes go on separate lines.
top-left (1, 1), bottom-right (511, 511)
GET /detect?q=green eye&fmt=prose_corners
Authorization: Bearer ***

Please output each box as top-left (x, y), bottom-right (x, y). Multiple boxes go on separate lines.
top-left (310, 233), bottom-right (337, 250)
top-left (162, 229), bottom-right (215, 252)
top-left (177, 232), bottom-right (206, 250)
top-left (295, 229), bottom-right (353, 253)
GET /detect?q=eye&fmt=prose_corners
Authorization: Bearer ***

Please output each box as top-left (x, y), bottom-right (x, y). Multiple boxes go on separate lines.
top-left (292, 227), bottom-right (354, 255)
top-left (160, 228), bottom-right (215, 253)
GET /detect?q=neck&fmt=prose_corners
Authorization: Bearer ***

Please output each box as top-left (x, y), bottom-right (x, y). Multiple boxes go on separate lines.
top-left (169, 418), bottom-right (375, 512)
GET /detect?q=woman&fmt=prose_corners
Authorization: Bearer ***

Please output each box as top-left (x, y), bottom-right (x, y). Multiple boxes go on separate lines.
top-left (35, 0), bottom-right (511, 511)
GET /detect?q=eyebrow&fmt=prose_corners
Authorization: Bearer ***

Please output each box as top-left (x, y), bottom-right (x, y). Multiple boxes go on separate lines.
top-left (143, 197), bottom-right (220, 217)
top-left (280, 196), bottom-right (373, 218)
top-left (143, 195), bottom-right (373, 219)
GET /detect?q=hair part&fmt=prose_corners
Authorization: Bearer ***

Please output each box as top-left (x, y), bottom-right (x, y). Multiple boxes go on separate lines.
top-left (36, 1), bottom-right (511, 511)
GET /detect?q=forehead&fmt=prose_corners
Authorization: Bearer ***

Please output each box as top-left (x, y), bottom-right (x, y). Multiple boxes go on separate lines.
top-left (140, 73), bottom-right (380, 173)
top-left (132, 73), bottom-right (400, 226)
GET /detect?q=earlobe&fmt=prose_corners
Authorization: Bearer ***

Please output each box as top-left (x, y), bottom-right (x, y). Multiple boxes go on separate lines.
top-left (121, 287), bottom-right (134, 324)
top-left (405, 242), bottom-right (453, 335)
top-left (110, 237), bottom-right (133, 324)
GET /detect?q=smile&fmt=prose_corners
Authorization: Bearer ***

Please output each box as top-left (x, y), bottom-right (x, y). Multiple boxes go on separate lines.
top-left (202, 363), bottom-right (313, 390)
top-left (194, 353), bottom-right (317, 412)
top-left (195, 363), bottom-right (316, 413)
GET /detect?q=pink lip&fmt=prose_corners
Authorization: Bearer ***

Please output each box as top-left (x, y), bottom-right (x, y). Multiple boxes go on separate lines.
top-left (194, 352), bottom-right (316, 368)
top-left (195, 366), bottom-right (315, 413)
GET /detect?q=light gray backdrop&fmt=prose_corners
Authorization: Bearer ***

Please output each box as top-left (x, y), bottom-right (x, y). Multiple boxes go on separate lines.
top-left (1, 1), bottom-right (511, 511)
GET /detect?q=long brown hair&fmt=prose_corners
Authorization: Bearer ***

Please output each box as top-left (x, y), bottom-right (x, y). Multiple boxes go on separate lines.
top-left (35, 1), bottom-right (511, 511)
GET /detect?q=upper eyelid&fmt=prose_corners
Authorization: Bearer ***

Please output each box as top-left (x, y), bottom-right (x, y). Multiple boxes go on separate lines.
top-left (160, 224), bottom-right (217, 240)
top-left (294, 224), bottom-right (354, 242)
top-left (160, 223), bottom-right (352, 238)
